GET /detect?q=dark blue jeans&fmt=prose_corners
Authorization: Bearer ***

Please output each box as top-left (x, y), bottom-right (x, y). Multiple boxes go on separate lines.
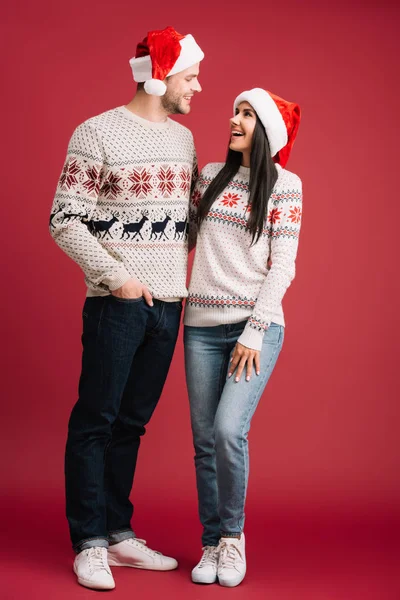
top-left (65, 295), bottom-right (182, 553)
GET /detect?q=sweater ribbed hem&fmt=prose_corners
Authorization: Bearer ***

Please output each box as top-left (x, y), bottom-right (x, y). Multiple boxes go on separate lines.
top-left (86, 287), bottom-right (187, 299)
top-left (184, 305), bottom-right (285, 329)
top-left (184, 306), bottom-right (252, 327)
top-left (237, 324), bottom-right (265, 351)
top-left (101, 266), bottom-right (132, 291)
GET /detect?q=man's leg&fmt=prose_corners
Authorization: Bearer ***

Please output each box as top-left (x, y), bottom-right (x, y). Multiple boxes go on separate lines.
top-left (65, 295), bottom-right (147, 553)
top-left (104, 300), bottom-right (182, 539)
top-left (105, 300), bottom-right (182, 571)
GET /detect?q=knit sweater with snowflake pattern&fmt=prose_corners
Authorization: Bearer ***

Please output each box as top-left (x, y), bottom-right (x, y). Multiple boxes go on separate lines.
top-left (184, 162), bottom-right (302, 351)
top-left (50, 106), bottom-right (197, 299)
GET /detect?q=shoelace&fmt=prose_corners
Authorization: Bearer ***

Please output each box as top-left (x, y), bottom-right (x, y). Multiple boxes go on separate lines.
top-left (126, 538), bottom-right (161, 557)
top-left (198, 546), bottom-right (218, 568)
top-left (87, 547), bottom-right (109, 573)
top-left (218, 541), bottom-right (242, 570)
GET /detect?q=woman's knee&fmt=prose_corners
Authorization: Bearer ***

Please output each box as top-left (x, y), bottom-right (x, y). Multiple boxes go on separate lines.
top-left (214, 420), bottom-right (244, 449)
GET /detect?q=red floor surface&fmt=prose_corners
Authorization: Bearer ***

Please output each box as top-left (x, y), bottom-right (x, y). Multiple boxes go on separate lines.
top-left (3, 494), bottom-right (399, 600)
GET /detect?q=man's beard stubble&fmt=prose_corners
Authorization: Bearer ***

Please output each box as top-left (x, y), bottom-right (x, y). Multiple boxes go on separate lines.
top-left (161, 90), bottom-right (187, 115)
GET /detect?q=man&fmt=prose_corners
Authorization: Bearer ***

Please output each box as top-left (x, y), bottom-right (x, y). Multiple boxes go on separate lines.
top-left (50, 26), bottom-right (204, 590)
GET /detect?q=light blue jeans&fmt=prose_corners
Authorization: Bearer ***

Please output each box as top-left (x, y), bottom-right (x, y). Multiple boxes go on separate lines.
top-left (184, 320), bottom-right (284, 546)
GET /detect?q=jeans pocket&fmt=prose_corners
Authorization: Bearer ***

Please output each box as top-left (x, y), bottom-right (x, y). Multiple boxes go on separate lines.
top-left (110, 295), bottom-right (143, 304)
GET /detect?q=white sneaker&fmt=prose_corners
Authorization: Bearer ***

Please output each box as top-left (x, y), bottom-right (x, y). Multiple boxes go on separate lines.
top-left (73, 546), bottom-right (115, 590)
top-left (217, 534), bottom-right (246, 587)
top-left (107, 538), bottom-right (178, 571)
top-left (191, 545), bottom-right (219, 584)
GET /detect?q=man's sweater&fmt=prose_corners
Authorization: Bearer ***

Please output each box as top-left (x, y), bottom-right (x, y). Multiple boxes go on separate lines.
top-left (184, 162), bottom-right (302, 350)
top-left (50, 106), bottom-right (197, 299)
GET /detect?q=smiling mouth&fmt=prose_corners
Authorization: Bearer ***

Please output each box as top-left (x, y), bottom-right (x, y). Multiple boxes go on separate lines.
top-left (231, 131), bottom-right (244, 138)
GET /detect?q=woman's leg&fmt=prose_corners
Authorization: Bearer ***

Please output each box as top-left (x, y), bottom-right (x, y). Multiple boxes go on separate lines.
top-left (214, 323), bottom-right (284, 537)
top-left (184, 325), bottom-right (230, 547)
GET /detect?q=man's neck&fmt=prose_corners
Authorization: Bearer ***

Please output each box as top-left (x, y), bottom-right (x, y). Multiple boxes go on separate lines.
top-left (125, 91), bottom-right (169, 123)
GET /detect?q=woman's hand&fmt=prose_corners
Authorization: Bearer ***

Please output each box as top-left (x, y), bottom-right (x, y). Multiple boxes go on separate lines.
top-left (228, 342), bottom-right (260, 382)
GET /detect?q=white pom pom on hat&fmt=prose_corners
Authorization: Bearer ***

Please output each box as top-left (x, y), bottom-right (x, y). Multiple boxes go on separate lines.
top-left (144, 79), bottom-right (167, 96)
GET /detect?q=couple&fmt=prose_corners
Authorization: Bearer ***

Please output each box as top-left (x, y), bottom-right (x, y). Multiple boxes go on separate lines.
top-left (50, 25), bottom-right (302, 590)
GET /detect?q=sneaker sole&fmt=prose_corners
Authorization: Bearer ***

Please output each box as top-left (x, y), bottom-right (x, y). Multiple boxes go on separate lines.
top-left (73, 566), bottom-right (115, 590)
top-left (107, 558), bottom-right (178, 571)
top-left (191, 574), bottom-right (217, 584)
top-left (218, 572), bottom-right (246, 588)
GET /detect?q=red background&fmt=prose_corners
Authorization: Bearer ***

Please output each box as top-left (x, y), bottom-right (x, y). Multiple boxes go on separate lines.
top-left (2, 1), bottom-right (399, 598)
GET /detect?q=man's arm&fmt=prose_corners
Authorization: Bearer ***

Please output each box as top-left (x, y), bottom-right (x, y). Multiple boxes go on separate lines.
top-left (50, 120), bottom-right (132, 291)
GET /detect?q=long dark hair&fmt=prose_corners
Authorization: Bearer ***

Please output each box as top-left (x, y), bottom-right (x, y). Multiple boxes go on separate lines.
top-left (197, 115), bottom-right (278, 245)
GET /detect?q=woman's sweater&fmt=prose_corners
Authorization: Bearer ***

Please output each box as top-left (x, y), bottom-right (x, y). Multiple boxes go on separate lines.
top-left (184, 162), bottom-right (302, 351)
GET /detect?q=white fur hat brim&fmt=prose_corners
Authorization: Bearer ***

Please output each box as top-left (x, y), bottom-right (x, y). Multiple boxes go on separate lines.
top-left (233, 88), bottom-right (287, 157)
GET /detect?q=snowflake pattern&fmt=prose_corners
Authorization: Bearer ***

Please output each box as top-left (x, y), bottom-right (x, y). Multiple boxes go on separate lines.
top-left (179, 167), bottom-right (191, 195)
top-left (102, 172), bottom-right (123, 199)
top-left (157, 166), bottom-right (176, 197)
top-left (221, 192), bottom-right (241, 207)
top-left (59, 159), bottom-right (81, 190)
top-left (192, 189), bottom-right (202, 207)
top-left (128, 168), bottom-right (152, 198)
top-left (288, 206), bottom-right (302, 223)
top-left (83, 165), bottom-right (101, 195)
top-left (268, 208), bottom-right (282, 224)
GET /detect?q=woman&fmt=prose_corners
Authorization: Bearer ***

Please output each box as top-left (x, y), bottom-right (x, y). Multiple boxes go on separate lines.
top-left (184, 88), bottom-right (302, 587)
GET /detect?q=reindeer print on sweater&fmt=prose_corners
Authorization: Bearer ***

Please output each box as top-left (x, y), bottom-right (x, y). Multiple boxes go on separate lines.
top-left (50, 107), bottom-right (197, 298)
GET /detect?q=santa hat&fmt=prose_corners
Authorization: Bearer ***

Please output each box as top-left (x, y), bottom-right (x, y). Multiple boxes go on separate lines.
top-left (233, 88), bottom-right (301, 167)
top-left (129, 26), bottom-right (204, 96)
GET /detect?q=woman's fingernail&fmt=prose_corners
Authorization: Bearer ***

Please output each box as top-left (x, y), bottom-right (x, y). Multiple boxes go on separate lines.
top-left (256, 371), bottom-right (260, 376)
top-left (235, 377), bottom-right (239, 382)
top-left (246, 376), bottom-right (250, 382)
top-left (228, 373), bottom-right (232, 378)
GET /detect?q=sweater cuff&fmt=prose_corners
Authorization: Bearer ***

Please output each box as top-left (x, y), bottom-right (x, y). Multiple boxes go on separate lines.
top-left (237, 322), bottom-right (266, 352)
top-left (101, 266), bottom-right (132, 291)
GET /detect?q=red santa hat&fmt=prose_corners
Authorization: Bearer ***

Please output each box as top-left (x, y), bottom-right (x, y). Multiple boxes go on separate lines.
top-left (129, 26), bottom-right (204, 96)
top-left (234, 88), bottom-right (301, 167)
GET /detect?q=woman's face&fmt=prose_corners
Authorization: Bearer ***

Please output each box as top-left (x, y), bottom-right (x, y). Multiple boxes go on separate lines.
top-left (229, 101), bottom-right (257, 154)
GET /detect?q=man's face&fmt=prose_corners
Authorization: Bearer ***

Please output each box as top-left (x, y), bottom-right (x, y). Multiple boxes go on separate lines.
top-left (161, 63), bottom-right (202, 115)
